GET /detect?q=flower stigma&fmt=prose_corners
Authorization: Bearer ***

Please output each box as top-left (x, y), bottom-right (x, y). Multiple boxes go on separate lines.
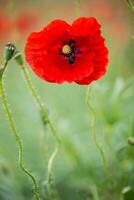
top-left (62, 44), bottom-right (72, 55)
top-left (61, 40), bottom-right (77, 64)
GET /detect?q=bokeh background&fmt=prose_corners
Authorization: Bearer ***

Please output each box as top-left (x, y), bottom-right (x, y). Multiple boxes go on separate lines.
top-left (0, 0), bottom-right (134, 199)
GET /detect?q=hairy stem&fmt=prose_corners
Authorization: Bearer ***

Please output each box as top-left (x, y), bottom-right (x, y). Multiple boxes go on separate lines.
top-left (74, 0), bottom-right (81, 17)
top-left (20, 65), bottom-right (61, 184)
top-left (0, 75), bottom-right (40, 200)
top-left (86, 86), bottom-right (107, 167)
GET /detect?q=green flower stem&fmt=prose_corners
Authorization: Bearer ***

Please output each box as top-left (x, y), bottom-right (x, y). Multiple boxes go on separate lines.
top-left (126, 0), bottom-right (134, 12)
top-left (86, 86), bottom-right (115, 186)
top-left (0, 64), bottom-right (40, 200)
top-left (0, 61), bottom-right (8, 79)
top-left (20, 65), bottom-right (61, 183)
top-left (74, 0), bottom-right (81, 17)
top-left (86, 86), bottom-right (107, 167)
top-left (47, 146), bottom-right (59, 183)
top-left (2, 61), bottom-right (8, 73)
top-left (20, 65), bottom-right (60, 143)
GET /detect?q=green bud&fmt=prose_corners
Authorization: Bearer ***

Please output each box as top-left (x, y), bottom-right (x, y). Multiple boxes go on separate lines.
top-left (14, 52), bottom-right (24, 66)
top-left (128, 137), bottom-right (134, 146)
top-left (4, 43), bottom-right (16, 62)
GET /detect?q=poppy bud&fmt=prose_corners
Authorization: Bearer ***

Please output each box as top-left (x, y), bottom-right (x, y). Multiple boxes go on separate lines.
top-left (14, 52), bottom-right (24, 66)
top-left (4, 43), bottom-right (16, 62)
top-left (128, 137), bottom-right (134, 146)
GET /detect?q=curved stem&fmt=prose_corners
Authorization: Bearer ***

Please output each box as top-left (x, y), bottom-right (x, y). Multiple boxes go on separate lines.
top-left (20, 65), bottom-right (61, 183)
top-left (20, 66), bottom-right (60, 143)
top-left (86, 86), bottom-right (107, 167)
top-left (0, 78), bottom-right (40, 200)
top-left (47, 146), bottom-right (59, 184)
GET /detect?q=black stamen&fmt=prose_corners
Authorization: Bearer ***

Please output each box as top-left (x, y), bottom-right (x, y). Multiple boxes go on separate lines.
top-left (68, 55), bottom-right (75, 64)
top-left (61, 39), bottom-right (79, 64)
top-left (68, 39), bottom-right (75, 47)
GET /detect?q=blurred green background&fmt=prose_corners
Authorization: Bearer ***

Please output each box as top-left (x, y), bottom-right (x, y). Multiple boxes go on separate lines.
top-left (0, 0), bottom-right (134, 200)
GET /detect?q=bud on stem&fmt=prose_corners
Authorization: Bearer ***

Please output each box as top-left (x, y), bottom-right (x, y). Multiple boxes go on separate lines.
top-left (4, 43), bottom-right (16, 63)
top-left (0, 43), bottom-right (24, 79)
top-left (14, 52), bottom-right (24, 66)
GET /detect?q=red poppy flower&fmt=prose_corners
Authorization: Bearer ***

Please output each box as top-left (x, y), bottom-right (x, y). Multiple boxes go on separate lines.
top-left (25, 17), bottom-right (108, 84)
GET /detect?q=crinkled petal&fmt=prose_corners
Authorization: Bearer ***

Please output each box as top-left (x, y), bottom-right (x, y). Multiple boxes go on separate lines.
top-left (71, 17), bottom-right (101, 37)
top-left (25, 17), bottom-right (108, 84)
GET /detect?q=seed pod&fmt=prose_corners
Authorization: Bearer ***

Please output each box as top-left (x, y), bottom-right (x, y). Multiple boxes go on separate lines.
top-left (4, 43), bottom-right (16, 62)
top-left (14, 51), bottom-right (24, 66)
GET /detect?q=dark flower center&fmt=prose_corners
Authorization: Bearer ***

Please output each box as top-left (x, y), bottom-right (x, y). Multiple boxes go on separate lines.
top-left (61, 40), bottom-right (77, 64)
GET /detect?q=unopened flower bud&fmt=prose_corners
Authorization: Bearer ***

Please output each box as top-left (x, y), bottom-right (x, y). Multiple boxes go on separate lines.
top-left (14, 52), bottom-right (24, 66)
top-left (128, 137), bottom-right (134, 146)
top-left (4, 43), bottom-right (16, 62)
